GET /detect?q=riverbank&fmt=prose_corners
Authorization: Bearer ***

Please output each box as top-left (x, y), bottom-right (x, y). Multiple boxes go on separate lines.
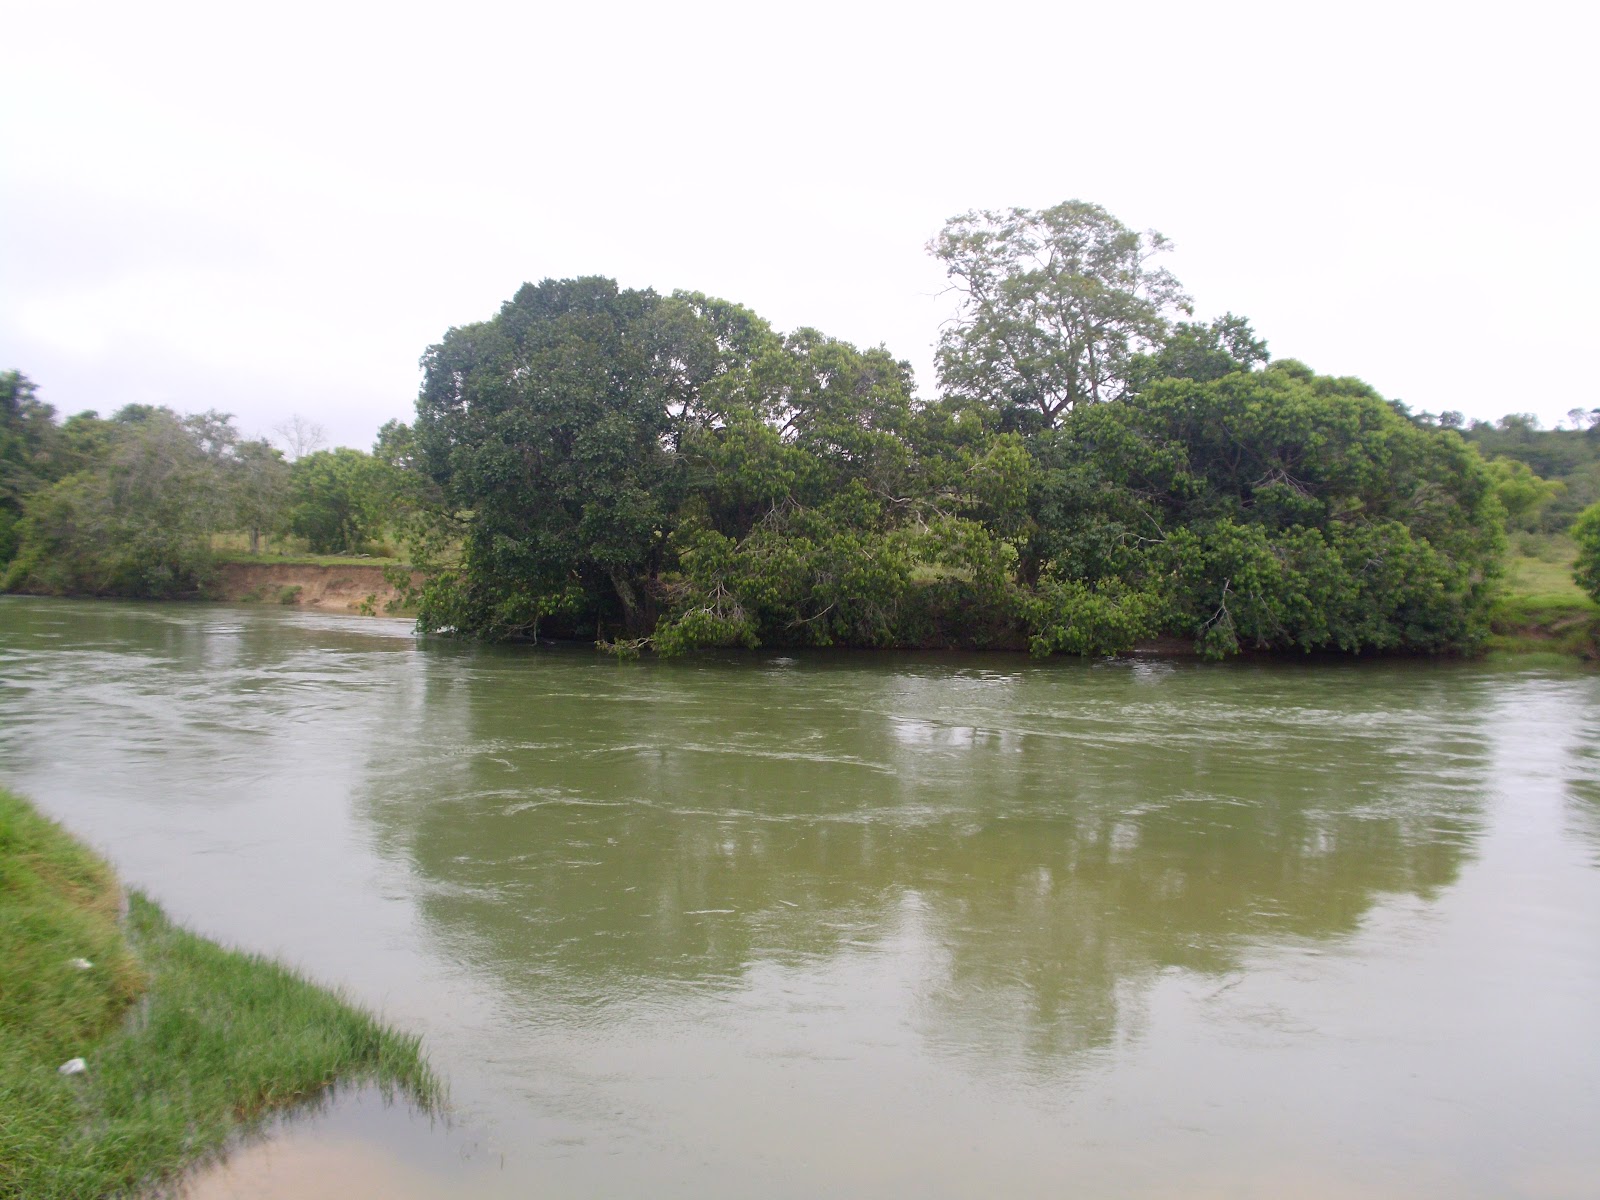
top-left (213, 558), bottom-right (418, 615)
top-left (0, 787), bottom-right (441, 1199)
top-left (11, 550), bottom-right (1599, 661)
top-left (1486, 551), bottom-right (1600, 659)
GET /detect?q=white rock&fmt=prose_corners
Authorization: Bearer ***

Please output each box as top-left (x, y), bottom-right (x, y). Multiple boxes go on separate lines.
top-left (69, 958), bottom-right (93, 970)
top-left (58, 1057), bottom-right (87, 1075)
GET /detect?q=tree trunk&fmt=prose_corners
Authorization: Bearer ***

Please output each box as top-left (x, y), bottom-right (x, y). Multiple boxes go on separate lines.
top-left (610, 570), bottom-right (652, 636)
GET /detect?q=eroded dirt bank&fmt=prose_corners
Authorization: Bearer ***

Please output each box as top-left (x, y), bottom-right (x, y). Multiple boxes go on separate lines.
top-left (213, 562), bottom-right (418, 614)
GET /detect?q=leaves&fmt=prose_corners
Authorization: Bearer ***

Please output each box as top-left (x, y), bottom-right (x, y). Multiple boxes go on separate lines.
top-left (932, 201), bottom-right (1191, 425)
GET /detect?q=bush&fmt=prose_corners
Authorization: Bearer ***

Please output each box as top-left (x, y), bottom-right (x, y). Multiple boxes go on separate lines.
top-left (1573, 502), bottom-right (1600, 604)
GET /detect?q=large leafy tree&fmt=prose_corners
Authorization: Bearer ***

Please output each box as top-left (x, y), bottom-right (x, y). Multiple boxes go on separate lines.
top-left (413, 278), bottom-right (708, 638)
top-left (930, 201), bottom-right (1191, 428)
top-left (1024, 361), bottom-right (1505, 656)
top-left (286, 448), bottom-right (392, 554)
top-left (659, 333), bottom-right (931, 652)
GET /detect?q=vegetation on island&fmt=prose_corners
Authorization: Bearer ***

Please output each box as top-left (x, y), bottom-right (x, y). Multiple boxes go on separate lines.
top-left (4, 200), bottom-right (1599, 658)
top-left (0, 786), bottom-right (441, 1199)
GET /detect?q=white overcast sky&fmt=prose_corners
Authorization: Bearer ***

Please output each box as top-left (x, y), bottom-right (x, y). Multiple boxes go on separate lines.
top-left (2, 0), bottom-right (1594, 451)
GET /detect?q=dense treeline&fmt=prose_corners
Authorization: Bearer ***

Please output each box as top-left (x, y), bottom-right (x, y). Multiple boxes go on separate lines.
top-left (7, 201), bottom-right (1597, 646)
top-left (1453, 412), bottom-right (1600, 534)
top-left (404, 203), bottom-right (1519, 656)
top-left (0, 372), bottom-right (412, 597)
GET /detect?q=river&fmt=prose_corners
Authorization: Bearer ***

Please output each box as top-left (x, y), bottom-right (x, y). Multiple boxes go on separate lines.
top-left (2, 597), bottom-right (1597, 1198)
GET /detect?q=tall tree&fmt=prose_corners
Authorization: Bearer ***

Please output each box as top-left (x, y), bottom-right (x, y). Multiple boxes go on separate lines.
top-left (413, 277), bottom-right (700, 638)
top-left (231, 439), bottom-right (291, 553)
top-left (931, 201), bottom-right (1191, 428)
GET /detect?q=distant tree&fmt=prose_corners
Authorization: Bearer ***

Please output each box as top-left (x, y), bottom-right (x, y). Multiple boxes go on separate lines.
top-left (1460, 411), bottom-right (1600, 531)
top-left (273, 414), bottom-right (327, 462)
top-left (1573, 503), bottom-right (1600, 604)
top-left (286, 448), bottom-right (391, 554)
top-left (4, 408), bottom-right (232, 597)
top-left (930, 201), bottom-right (1191, 428)
top-left (1567, 501), bottom-right (1596, 593)
top-left (231, 439), bottom-right (291, 553)
top-left (1022, 361), bottom-right (1505, 656)
top-left (372, 419), bottom-right (416, 470)
top-left (0, 371), bottom-right (62, 564)
top-left (1483, 457), bottom-right (1563, 532)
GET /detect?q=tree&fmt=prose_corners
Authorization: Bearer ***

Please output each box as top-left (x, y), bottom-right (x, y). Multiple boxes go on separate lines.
top-left (1573, 502), bottom-right (1600, 604)
top-left (930, 201), bottom-right (1191, 428)
top-left (1127, 313), bottom-right (1269, 388)
top-left (287, 448), bottom-right (391, 555)
top-left (413, 277), bottom-right (697, 638)
top-left (1021, 361), bottom-right (1505, 656)
top-left (1483, 456), bottom-right (1563, 532)
top-left (273, 414), bottom-right (327, 462)
top-left (1, 371), bottom-right (62, 564)
top-left (231, 439), bottom-right (291, 553)
top-left (4, 408), bottom-right (233, 597)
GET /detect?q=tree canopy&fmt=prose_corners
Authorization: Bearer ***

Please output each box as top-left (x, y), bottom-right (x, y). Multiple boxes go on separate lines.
top-left (4, 407), bottom-right (235, 598)
top-left (931, 202), bottom-right (1191, 428)
top-left (397, 207), bottom-right (1506, 658)
top-left (1, 198), bottom-right (1521, 657)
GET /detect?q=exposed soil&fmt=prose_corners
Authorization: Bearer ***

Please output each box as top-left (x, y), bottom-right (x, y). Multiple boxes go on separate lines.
top-left (213, 562), bottom-right (419, 615)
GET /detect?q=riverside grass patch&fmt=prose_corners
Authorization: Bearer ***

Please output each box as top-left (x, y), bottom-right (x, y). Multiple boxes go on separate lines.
top-left (0, 788), bottom-right (442, 1199)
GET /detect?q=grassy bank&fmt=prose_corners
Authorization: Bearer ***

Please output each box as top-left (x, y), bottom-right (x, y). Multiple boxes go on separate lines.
top-left (213, 550), bottom-right (408, 570)
top-left (1488, 543), bottom-right (1600, 658)
top-left (0, 788), bottom-right (442, 1199)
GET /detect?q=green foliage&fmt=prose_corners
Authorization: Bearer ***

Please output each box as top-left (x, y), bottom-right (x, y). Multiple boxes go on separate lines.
top-left (1023, 576), bottom-right (1163, 657)
top-left (401, 207), bottom-right (1514, 660)
top-left (1458, 412), bottom-right (1600, 532)
top-left (1020, 362), bottom-right (1504, 656)
top-left (1573, 502), bottom-right (1600, 604)
top-left (287, 447), bottom-right (394, 555)
top-left (657, 484), bottom-right (915, 653)
top-left (4, 408), bottom-right (233, 598)
top-left (931, 201), bottom-right (1191, 426)
top-left (413, 278), bottom-right (691, 637)
top-left (1483, 456), bottom-right (1563, 531)
top-left (231, 438), bottom-right (291, 553)
top-left (1127, 313), bottom-right (1269, 388)
top-left (0, 372), bottom-right (63, 565)
top-left (0, 788), bottom-right (441, 1199)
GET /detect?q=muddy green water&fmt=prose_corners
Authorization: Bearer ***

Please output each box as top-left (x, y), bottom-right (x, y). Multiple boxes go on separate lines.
top-left (2, 597), bottom-right (1598, 1198)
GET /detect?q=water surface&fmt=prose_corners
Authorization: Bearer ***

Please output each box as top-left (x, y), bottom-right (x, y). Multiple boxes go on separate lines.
top-left (2, 597), bottom-right (1596, 1198)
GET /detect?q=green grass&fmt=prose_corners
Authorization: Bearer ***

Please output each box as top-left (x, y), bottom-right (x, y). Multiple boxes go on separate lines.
top-left (0, 788), bottom-right (442, 1199)
top-left (210, 531), bottom-right (404, 567)
top-left (213, 550), bottom-right (407, 569)
top-left (1488, 545), bottom-right (1599, 658)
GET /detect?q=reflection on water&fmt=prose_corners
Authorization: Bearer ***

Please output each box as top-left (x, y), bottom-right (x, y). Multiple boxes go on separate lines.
top-left (2, 597), bottom-right (1598, 1199)
top-left (358, 650), bottom-right (1487, 1078)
